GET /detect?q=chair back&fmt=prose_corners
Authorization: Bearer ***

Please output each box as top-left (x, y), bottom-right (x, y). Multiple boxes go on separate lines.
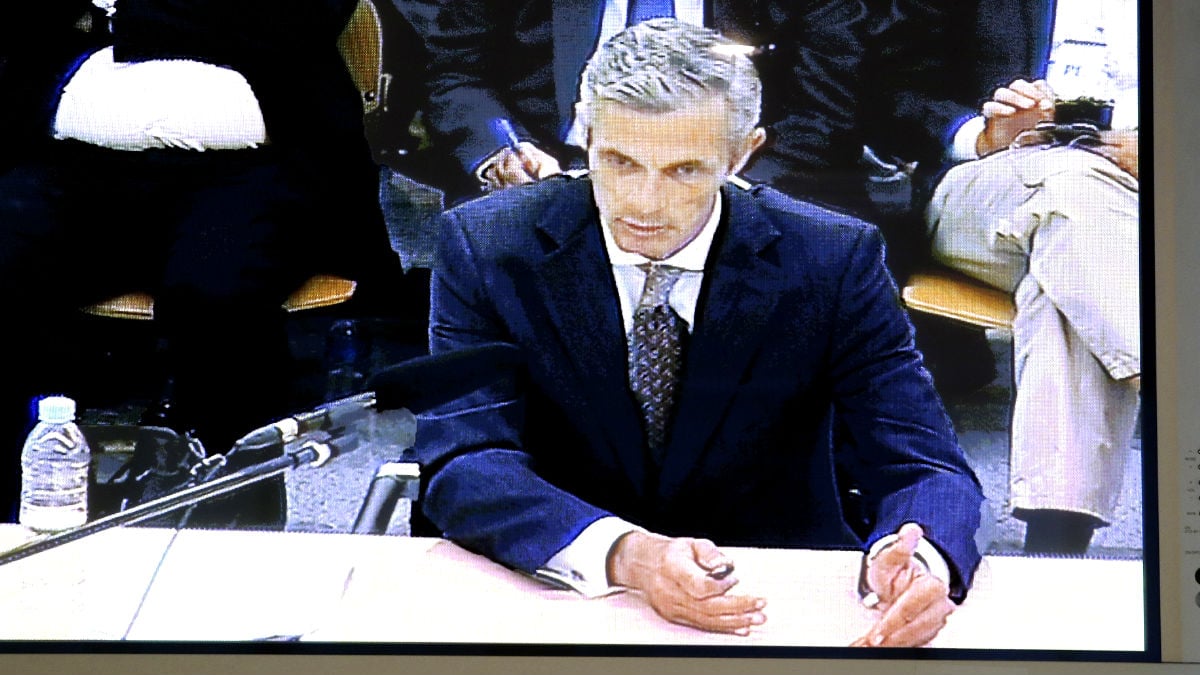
top-left (337, 0), bottom-right (386, 114)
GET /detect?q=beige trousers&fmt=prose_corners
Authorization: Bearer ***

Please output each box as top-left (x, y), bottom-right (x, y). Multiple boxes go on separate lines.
top-left (926, 145), bottom-right (1140, 524)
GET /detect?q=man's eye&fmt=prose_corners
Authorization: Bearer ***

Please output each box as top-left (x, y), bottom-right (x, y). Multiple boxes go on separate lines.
top-left (604, 154), bottom-right (633, 168)
top-left (672, 164), bottom-right (701, 178)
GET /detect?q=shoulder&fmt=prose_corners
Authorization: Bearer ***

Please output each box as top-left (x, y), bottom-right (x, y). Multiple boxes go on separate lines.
top-left (729, 181), bottom-right (883, 261)
top-left (440, 174), bottom-right (594, 255)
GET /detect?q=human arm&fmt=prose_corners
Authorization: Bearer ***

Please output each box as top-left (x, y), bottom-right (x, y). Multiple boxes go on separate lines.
top-left (825, 224), bottom-right (984, 617)
top-left (399, 0), bottom-right (562, 186)
top-left (865, 0), bottom-right (1045, 168)
top-left (420, 201), bottom-right (625, 572)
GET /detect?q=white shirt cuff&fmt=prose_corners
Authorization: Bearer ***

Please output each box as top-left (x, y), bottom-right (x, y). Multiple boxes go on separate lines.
top-left (538, 517), bottom-right (643, 598)
top-left (948, 115), bottom-right (986, 162)
top-left (867, 531), bottom-right (952, 586)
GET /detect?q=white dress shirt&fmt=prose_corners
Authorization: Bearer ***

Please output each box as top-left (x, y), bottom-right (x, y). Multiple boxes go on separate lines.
top-left (537, 192), bottom-right (722, 597)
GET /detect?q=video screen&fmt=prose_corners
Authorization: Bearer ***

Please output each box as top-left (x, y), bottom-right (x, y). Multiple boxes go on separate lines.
top-left (0, 0), bottom-right (1171, 670)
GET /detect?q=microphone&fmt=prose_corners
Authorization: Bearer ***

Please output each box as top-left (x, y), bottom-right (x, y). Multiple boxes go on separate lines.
top-left (368, 341), bottom-right (524, 413)
top-left (233, 342), bottom-right (523, 451)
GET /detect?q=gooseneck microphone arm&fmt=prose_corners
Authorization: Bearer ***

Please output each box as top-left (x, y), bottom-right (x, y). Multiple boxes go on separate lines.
top-left (0, 342), bottom-right (524, 567)
top-left (0, 433), bottom-right (354, 567)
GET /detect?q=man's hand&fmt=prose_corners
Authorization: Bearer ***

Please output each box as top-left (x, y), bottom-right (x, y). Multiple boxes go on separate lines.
top-left (482, 143), bottom-right (562, 191)
top-left (851, 523), bottom-right (955, 648)
top-left (607, 531), bottom-right (766, 635)
top-left (976, 78), bottom-right (1056, 157)
top-left (1098, 128), bottom-right (1139, 179)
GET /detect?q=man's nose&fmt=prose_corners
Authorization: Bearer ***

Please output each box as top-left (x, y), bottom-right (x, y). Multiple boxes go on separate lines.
top-left (627, 173), bottom-right (670, 217)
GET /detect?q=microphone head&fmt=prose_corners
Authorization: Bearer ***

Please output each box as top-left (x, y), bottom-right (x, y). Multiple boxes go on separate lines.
top-left (367, 342), bottom-right (524, 413)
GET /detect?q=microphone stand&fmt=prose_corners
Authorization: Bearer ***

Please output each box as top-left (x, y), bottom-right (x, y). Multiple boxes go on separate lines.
top-left (0, 432), bottom-right (350, 567)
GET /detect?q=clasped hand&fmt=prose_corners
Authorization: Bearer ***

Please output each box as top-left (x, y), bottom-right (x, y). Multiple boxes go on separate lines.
top-left (851, 523), bottom-right (955, 648)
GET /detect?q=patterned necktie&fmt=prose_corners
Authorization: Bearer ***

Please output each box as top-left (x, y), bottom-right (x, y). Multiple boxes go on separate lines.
top-left (626, 0), bottom-right (676, 26)
top-left (628, 264), bottom-right (687, 461)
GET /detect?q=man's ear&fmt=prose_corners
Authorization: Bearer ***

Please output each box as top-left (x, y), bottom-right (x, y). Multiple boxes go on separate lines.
top-left (729, 127), bottom-right (767, 175)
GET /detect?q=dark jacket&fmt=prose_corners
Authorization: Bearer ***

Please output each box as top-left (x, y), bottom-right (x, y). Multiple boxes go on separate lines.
top-left (420, 174), bottom-right (984, 600)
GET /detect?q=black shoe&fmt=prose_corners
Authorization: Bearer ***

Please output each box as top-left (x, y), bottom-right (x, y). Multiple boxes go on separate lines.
top-left (1018, 508), bottom-right (1104, 555)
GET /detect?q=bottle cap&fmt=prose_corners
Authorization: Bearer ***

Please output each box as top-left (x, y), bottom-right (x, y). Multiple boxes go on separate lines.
top-left (37, 396), bottom-right (77, 423)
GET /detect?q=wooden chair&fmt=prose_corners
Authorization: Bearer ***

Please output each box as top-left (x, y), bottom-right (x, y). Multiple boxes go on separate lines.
top-left (901, 265), bottom-right (1016, 330)
top-left (81, 0), bottom-right (385, 321)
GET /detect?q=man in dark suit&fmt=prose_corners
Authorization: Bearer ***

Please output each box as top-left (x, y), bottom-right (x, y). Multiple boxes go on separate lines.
top-left (0, 1), bottom-right (403, 523)
top-left (398, 0), bottom-right (868, 212)
top-left (421, 19), bottom-right (982, 646)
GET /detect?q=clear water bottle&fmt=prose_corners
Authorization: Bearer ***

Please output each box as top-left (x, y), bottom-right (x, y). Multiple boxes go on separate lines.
top-left (19, 396), bottom-right (90, 532)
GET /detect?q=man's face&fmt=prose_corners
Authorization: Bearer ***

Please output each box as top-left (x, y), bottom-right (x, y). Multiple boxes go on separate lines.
top-left (587, 97), bottom-right (762, 260)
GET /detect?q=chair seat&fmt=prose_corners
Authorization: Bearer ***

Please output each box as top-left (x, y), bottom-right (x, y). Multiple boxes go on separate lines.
top-left (81, 274), bottom-right (357, 321)
top-left (901, 266), bottom-right (1015, 330)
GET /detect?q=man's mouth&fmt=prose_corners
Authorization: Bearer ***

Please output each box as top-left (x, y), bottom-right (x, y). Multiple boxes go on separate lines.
top-left (617, 218), bottom-right (666, 235)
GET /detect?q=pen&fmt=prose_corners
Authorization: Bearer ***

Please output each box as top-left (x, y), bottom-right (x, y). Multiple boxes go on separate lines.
top-left (490, 117), bottom-right (538, 180)
top-left (708, 563), bottom-right (734, 580)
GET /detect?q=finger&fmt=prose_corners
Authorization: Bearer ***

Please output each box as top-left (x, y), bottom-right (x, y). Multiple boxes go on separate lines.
top-left (993, 86), bottom-right (1041, 111)
top-left (861, 575), bottom-right (949, 647)
top-left (498, 152), bottom-right (535, 187)
top-left (1031, 78), bottom-right (1057, 100)
top-left (666, 594), bottom-right (768, 635)
top-left (534, 155), bottom-right (563, 179)
top-left (690, 538), bottom-right (735, 578)
top-left (515, 145), bottom-right (541, 179)
top-left (877, 597), bottom-right (955, 647)
top-left (981, 100), bottom-right (1018, 119)
top-left (663, 539), bottom-right (738, 599)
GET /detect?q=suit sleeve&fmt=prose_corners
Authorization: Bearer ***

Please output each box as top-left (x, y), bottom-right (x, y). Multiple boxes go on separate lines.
top-left (826, 225), bottom-right (984, 600)
top-left (865, 0), bottom-right (1046, 168)
top-left (419, 208), bottom-right (615, 573)
top-left (399, 0), bottom-right (526, 178)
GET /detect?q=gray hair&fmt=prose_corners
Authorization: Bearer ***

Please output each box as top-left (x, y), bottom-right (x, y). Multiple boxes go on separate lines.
top-left (577, 18), bottom-right (763, 144)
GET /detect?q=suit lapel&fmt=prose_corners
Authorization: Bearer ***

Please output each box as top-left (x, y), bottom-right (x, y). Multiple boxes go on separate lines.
top-left (657, 185), bottom-right (785, 499)
top-left (530, 182), bottom-right (651, 496)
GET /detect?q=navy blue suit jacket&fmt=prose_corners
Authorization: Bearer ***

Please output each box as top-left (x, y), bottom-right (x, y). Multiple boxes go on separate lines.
top-left (421, 175), bottom-right (983, 599)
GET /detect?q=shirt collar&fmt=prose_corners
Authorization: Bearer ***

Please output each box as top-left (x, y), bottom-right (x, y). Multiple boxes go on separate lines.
top-left (600, 194), bottom-right (722, 272)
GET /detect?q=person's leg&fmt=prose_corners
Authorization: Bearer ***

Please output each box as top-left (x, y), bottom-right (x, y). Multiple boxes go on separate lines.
top-left (1008, 272), bottom-right (1139, 553)
top-left (1007, 148), bottom-right (1141, 552)
top-left (152, 149), bottom-right (312, 528)
top-left (0, 146), bottom-right (144, 521)
top-left (929, 146), bottom-right (1141, 553)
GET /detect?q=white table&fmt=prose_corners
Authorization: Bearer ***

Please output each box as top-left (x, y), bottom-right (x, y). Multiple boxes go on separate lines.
top-left (0, 526), bottom-right (1145, 650)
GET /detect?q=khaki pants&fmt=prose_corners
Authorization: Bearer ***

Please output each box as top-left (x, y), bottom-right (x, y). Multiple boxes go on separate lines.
top-left (927, 145), bottom-right (1140, 524)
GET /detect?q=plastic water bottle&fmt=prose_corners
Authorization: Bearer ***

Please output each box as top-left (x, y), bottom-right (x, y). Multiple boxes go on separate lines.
top-left (19, 396), bottom-right (91, 532)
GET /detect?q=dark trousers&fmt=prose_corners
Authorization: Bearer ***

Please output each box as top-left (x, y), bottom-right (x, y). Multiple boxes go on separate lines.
top-left (0, 140), bottom-right (321, 522)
